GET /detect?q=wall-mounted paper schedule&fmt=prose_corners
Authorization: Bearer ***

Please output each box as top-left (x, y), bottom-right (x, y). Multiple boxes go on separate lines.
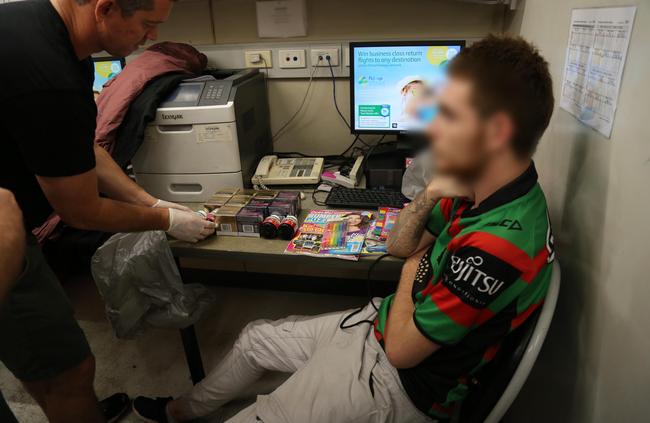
top-left (560, 6), bottom-right (636, 138)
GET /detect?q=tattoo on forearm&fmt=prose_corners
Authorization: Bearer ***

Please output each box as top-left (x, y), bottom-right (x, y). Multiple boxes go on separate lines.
top-left (386, 190), bottom-right (437, 257)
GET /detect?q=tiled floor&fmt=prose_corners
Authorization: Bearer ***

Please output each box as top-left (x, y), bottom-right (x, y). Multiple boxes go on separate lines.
top-left (0, 275), bottom-right (366, 422)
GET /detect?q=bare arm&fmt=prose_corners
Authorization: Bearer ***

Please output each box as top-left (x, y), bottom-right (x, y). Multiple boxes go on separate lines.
top-left (0, 189), bottom-right (25, 303)
top-left (37, 169), bottom-right (169, 233)
top-left (386, 189), bottom-right (439, 258)
top-left (383, 177), bottom-right (475, 367)
top-left (384, 249), bottom-right (439, 368)
top-left (94, 145), bottom-right (157, 206)
top-left (387, 178), bottom-right (474, 258)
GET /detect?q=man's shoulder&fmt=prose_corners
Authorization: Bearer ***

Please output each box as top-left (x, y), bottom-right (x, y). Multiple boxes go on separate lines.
top-left (0, 1), bottom-right (50, 47)
top-left (464, 185), bottom-right (550, 256)
top-left (0, 1), bottom-right (84, 99)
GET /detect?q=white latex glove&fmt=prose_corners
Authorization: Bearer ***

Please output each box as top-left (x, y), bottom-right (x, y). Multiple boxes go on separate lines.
top-left (167, 209), bottom-right (216, 243)
top-left (152, 199), bottom-right (193, 213)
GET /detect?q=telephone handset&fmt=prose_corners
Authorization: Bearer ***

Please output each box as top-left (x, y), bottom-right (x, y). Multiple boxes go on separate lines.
top-left (252, 155), bottom-right (324, 187)
top-left (253, 155), bottom-right (278, 178)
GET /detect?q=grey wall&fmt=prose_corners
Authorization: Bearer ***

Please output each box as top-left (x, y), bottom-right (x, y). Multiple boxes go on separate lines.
top-left (152, 0), bottom-right (510, 154)
top-left (505, 1), bottom-right (650, 422)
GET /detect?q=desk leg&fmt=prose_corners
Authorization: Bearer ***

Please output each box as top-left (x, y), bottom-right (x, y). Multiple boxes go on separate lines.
top-left (180, 325), bottom-right (205, 384)
top-left (175, 256), bottom-right (206, 384)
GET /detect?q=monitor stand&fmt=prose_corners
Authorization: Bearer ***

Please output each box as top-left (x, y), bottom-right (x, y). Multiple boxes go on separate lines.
top-left (397, 133), bottom-right (428, 150)
top-left (372, 133), bottom-right (427, 157)
top-left (365, 134), bottom-right (427, 190)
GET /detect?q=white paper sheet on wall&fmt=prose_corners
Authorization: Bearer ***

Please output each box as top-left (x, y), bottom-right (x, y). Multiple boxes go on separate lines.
top-left (559, 6), bottom-right (636, 138)
top-left (256, 0), bottom-right (308, 38)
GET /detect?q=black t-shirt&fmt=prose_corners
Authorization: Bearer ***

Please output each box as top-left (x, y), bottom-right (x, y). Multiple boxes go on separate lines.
top-left (0, 0), bottom-right (96, 230)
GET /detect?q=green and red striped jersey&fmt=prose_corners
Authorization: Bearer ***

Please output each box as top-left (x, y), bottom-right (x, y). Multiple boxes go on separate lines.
top-left (374, 163), bottom-right (554, 420)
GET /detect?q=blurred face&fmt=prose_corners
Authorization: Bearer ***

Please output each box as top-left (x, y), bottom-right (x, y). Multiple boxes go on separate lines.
top-left (426, 76), bottom-right (487, 180)
top-left (95, 0), bottom-right (173, 57)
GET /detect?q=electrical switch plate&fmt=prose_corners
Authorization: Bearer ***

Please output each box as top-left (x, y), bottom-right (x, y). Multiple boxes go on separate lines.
top-left (244, 50), bottom-right (273, 68)
top-left (310, 48), bottom-right (340, 67)
top-left (278, 49), bottom-right (307, 68)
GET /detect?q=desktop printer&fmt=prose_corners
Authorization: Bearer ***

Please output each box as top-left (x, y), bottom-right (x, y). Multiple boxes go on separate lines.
top-left (132, 69), bottom-right (272, 202)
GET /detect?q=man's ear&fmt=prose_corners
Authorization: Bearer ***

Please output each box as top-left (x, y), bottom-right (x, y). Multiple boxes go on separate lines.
top-left (486, 111), bottom-right (514, 153)
top-left (95, 0), bottom-right (117, 22)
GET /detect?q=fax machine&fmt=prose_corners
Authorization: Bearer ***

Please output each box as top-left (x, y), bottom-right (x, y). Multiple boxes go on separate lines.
top-left (132, 69), bottom-right (272, 202)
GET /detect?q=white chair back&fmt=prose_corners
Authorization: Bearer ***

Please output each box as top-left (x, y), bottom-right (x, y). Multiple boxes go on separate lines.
top-left (484, 260), bottom-right (562, 423)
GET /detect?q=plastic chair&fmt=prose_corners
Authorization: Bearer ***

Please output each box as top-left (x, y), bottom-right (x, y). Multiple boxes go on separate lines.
top-left (457, 261), bottom-right (561, 423)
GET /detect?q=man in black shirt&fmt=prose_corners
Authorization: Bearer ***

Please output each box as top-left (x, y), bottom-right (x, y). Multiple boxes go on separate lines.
top-left (0, 0), bottom-right (214, 421)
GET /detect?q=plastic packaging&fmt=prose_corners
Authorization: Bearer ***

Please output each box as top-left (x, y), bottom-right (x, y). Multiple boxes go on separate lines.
top-left (91, 231), bottom-right (216, 339)
top-left (401, 150), bottom-right (435, 200)
top-left (237, 207), bottom-right (264, 237)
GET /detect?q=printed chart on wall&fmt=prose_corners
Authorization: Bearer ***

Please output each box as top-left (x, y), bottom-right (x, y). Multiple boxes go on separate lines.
top-left (560, 6), bottom-right (636, 138)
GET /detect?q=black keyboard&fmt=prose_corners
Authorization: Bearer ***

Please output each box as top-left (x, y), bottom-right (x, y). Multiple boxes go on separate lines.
top-left (325, 187), bottom-right (409, 209)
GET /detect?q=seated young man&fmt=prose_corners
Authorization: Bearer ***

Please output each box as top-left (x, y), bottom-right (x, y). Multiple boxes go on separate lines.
top-left (133, 34), bottom-right (556, 423)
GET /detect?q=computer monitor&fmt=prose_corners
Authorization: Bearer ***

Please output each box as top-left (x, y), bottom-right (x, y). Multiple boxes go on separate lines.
top-left (92, 57), bottom-right (126, 94)
top-left (349, 40), bottom-right (465, 135)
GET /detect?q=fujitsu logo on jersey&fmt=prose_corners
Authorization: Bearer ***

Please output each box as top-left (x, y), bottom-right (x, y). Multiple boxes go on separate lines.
top-left (449, 255), bottom-right (505, 296)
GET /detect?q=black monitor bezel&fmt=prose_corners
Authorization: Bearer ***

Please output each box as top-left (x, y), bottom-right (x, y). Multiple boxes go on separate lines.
top-left (349, 40), bottom-right (465, 136)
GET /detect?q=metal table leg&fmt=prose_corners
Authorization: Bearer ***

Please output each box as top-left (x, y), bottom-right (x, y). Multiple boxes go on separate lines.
top-left (180, 325), bottom-right (205, 384)
top-left (175, 256), bottom-right (206, 384)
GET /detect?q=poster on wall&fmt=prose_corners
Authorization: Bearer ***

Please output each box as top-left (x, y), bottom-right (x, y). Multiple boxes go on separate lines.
top-left (559, 6), bottom-right (636, 138)
top-left (256, 0), bottom-right (308, 38)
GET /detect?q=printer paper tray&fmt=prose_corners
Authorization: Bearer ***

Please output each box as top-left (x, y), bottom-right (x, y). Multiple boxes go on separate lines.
top-left (135, 172), bottom-right (244, 203)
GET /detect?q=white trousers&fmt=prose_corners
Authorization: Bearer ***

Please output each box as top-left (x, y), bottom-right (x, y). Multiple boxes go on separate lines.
top-left (177, 302), bottom-right (434, 423)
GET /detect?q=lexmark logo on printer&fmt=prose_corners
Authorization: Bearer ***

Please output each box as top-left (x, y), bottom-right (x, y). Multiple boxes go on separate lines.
top-left (162, 113), bottom-right (183, 120)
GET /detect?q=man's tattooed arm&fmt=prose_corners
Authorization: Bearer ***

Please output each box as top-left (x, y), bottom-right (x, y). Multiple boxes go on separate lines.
top-left (386, 189), bottom-right (438, 258)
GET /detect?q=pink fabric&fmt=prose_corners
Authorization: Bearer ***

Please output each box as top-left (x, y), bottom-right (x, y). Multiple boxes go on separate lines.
top-left (32, 42), bottom-right (207, 243)
top-left (95, 42), bottom-right (207, 152)
top-left (32, 213), bottom-right (61, 243)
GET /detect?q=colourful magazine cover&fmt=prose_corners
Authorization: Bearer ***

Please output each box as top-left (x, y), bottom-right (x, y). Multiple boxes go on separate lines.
top-left (285, 210), bottom-right (374, 261)
top-left (361, 239), bottom-right (389, 255)
top-left (362, 208), bottom-right (401, 255)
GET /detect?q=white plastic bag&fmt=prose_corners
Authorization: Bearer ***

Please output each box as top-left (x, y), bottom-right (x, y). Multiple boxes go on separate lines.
top-left (402, 150), bottom-right (435, 200)
top-left (91, 231), bottom-right (216, 339)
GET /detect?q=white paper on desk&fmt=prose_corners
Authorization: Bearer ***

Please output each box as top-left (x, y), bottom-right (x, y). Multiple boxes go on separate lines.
top-left (559, 6), bottom-right (636, 138)
top-left (256, 0), bottom-right (308, 38)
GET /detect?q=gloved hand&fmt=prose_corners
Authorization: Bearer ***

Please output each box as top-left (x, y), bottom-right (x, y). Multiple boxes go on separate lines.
top-left (152, 199), bottom-right (193, 213)
top-left (167, 209), bottom-right (216, 243)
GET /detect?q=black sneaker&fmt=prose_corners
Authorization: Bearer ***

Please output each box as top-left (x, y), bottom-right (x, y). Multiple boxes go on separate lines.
top-left (132, 396), bottom-right (173, 423)
top-left (100, 393), bottom-right (131, 423)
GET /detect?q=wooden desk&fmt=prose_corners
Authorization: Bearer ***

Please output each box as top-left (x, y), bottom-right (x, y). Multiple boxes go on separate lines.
top-left (170, 194), bottom-right (404, 383)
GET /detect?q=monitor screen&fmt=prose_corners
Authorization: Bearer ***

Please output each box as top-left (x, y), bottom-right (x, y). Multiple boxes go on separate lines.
top-left (93, 57), bottom-right (125, 94)
top-left (350, 41), bottom-right (464, 135)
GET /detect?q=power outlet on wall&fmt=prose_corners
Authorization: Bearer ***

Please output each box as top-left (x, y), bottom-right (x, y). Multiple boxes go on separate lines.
top-left (311, 48), bottom-right (340, 67)
top-left (244, 50), bottom-right (273, 68)
top-left (279, 49), bottom-right (307, 68)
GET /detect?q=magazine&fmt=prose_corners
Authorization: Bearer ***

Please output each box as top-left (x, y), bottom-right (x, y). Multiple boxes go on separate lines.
top-left (285, 210), bottom-right (375, 261)
top-left (361, 207), bottom-right (401, 255)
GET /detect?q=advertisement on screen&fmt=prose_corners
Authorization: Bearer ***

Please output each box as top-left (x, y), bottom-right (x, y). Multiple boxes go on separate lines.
top-left (352, 45), bottom-right (461, 133)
